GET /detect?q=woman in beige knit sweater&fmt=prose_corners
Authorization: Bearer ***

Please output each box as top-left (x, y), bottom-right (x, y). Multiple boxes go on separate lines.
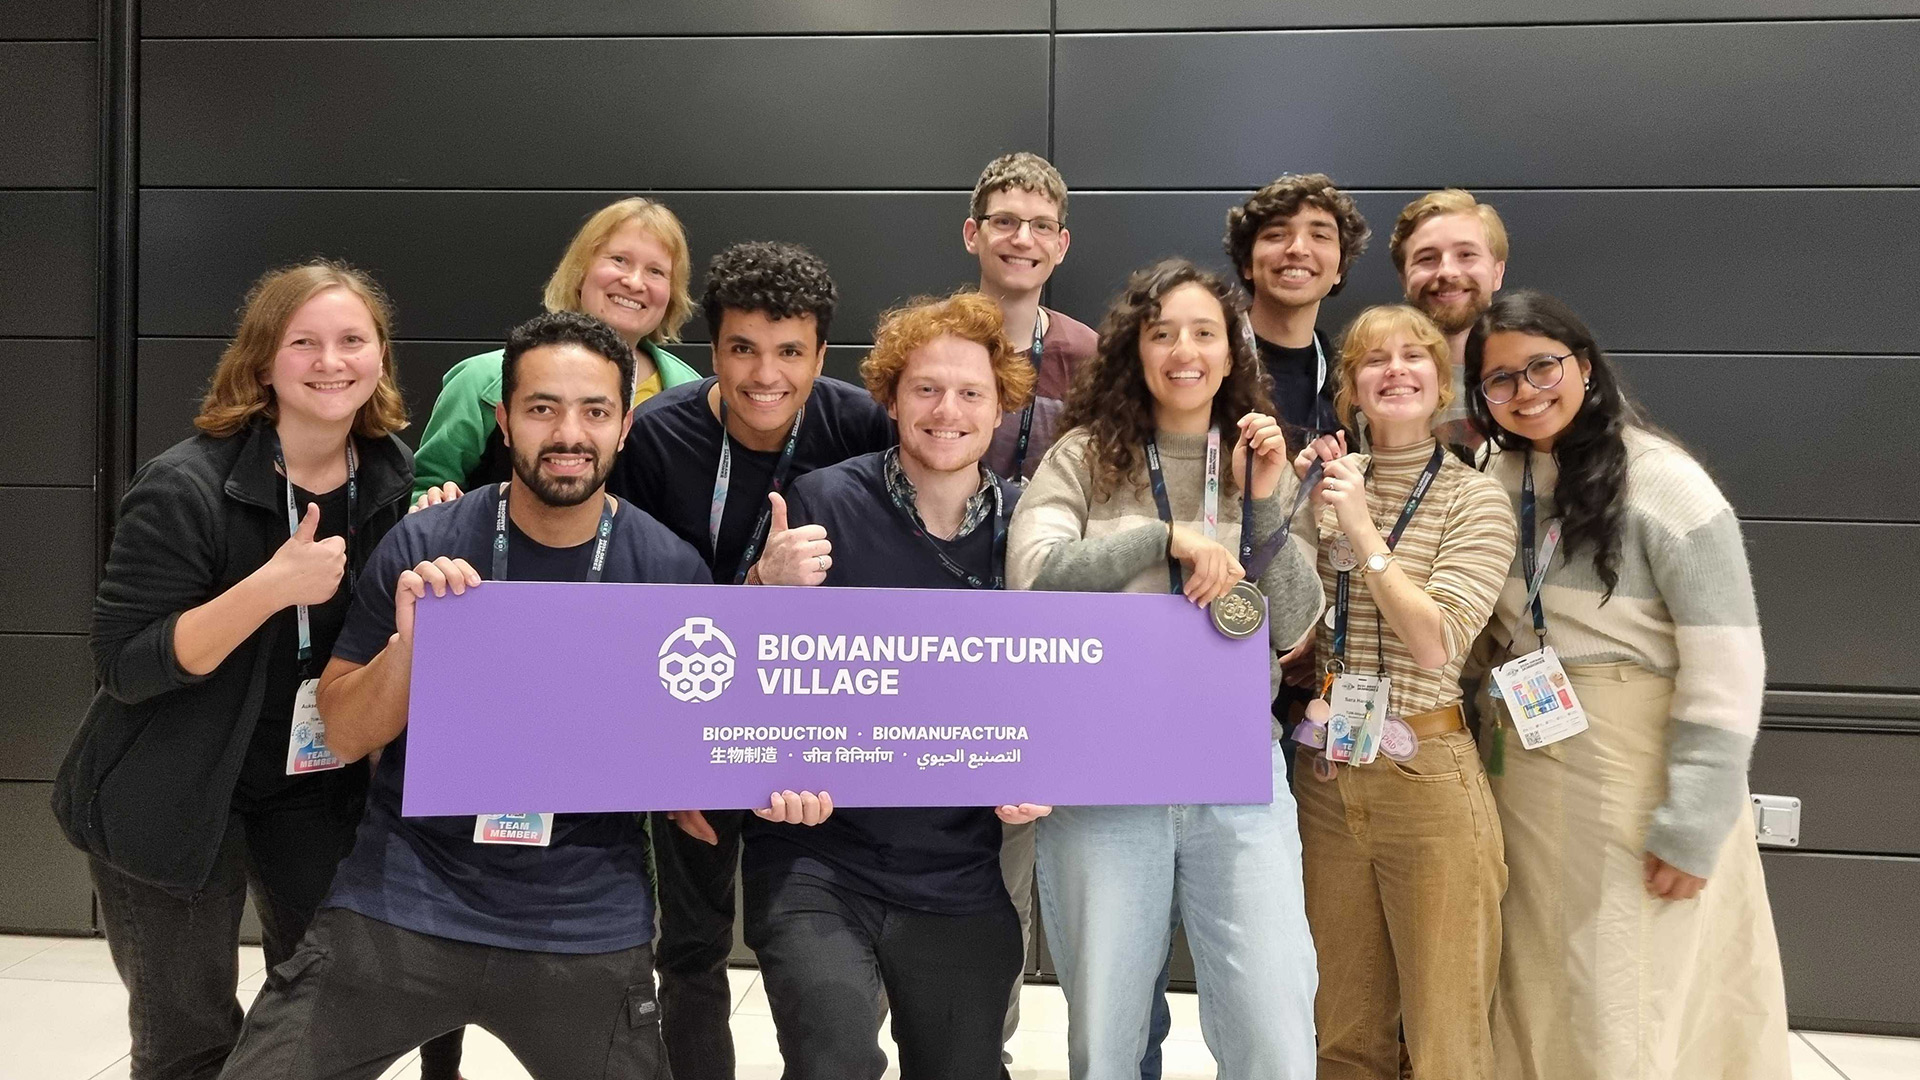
top-left (1464, 290), bottom-right (1789, 1080)
top-left (1007, 259), bottom-right (1323, 1080)
top-left (1287, 304), bottom-right (1517, 1080)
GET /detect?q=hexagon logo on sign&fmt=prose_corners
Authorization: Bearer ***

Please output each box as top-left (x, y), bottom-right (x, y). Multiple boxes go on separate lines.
top-left (658, 617), bottom-right (737, 703)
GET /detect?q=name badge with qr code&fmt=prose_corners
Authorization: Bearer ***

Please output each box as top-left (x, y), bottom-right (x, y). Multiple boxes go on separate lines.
top-left (1492, 646), bottom-right (1589, 750)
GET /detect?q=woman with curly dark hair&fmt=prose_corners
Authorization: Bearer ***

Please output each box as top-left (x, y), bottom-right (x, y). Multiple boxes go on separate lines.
top-left (1007, 258), bottom-right (1322, 1079)
top-left (1464, 291), bottom-right (1789, 1080)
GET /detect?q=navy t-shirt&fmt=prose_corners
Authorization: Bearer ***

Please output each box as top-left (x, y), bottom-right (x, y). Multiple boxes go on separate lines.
top-left (1257, 328), bottom-right (1338, 439)
top-left (323, 483), bottom-right (710, 953)
top-left (741, 453), bottom-right (1018, 916)
top-left (609, 376), bottom-right (894, 584)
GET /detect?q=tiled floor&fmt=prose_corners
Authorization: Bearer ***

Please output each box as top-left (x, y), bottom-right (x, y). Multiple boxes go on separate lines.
top-left (2, 933), bottom-right (1914, 1079)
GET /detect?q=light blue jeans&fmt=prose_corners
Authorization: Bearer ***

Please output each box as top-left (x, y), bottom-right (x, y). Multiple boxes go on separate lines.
top-left (1036, 741), bottom-right (1317, 1080)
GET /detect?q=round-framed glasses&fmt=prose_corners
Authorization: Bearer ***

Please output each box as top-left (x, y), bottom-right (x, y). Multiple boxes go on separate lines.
top-left (1480, 353), bottom-right (1574, 405)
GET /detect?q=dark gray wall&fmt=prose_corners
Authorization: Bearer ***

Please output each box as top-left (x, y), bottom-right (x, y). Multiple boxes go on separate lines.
top-left (2, 0), bottom-right (1916, 1034)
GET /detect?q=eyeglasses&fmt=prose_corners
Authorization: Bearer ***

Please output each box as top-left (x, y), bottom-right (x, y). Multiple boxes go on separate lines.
top-left (1479, 353), bottom-right (1574, 405)
top-left (977, 212), bottom-right (1064, 240)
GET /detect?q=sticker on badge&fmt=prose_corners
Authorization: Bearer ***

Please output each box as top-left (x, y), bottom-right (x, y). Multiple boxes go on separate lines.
top-left (473, 813), bottom-right (556, 846)
top-left (1328, 534), bottom-right (1360, 573)
top-left (1491, 645), bottom-right (1589, 750)
top-left (1380, 717), bottom-right (1419, 762)
top-left (285, 678), bottom-right (344, 775)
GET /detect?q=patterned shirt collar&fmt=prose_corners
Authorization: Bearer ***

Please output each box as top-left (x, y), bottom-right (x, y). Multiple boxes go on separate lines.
top-left (883, 447), bottom-right (999, 539)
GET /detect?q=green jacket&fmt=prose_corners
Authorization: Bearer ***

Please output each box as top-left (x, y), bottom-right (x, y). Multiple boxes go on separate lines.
top-left (412, 340), bottom-right (699, 498)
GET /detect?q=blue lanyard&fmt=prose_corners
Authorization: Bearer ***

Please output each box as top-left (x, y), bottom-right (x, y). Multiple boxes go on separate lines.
top-left (273, 435), bottom-right (357, 664)
top-left (493, 484), bottom-right (615, 582)
top-left (1331, 445), bottom-right (1446, 668)
top-left (1008, 315), bottom-right (1048, 481)
top-left (885, 462), bottom-right (1008, 591)
top-left (710, 395), bottom-right (803, 584)
top-left (1144, 429), bottom-right (1222, 595)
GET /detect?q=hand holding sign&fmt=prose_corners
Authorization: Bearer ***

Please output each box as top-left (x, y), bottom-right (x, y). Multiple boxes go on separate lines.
top-left (753, 492), bottom-right (832, 586)
top-left (395, 557), bottom-right (482, 643)
top-left (267, 502), bottom-right (348, 607)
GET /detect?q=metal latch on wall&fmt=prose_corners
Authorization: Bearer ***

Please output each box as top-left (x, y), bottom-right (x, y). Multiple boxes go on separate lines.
top-left (1752, 794), bottom-right (1801, 847)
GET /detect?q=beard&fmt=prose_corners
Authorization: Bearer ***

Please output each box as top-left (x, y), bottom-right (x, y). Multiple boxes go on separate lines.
top-left (510, 439), bottom-right (613, 508)
top-left (1416, 280), bottom-right (1489, 335)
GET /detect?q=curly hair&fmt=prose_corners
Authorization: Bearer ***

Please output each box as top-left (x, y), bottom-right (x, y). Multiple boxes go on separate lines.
top-left (1059, 259), bottom-right (1275, 501)
top-left (194, 260), bottom-right (407, 439)
top-left (701, 240), bottom-right (838, 344)
top-left (969, 151), bottom-right (1068, 220)
top-left (1223, 173), bottom-right (1371, 297)
top-left (1465, 290), bottom-right (1644, 599)
top-left (542, 196), bottom-right (695, 343)
top-left (860, 291), bottom-right (1035, 413)
top-left (503, 311), bottom-right (637, 414)
top-left (1332, 305), bottom-right (1455, 431)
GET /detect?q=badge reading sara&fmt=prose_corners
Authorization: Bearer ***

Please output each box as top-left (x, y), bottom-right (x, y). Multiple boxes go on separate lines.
top-left (473, 813), bottom-right (556, 847)
top-left (285, 678), bottom-right (344, 775)
top-left (1491, 646), bottom-right (1588, 749)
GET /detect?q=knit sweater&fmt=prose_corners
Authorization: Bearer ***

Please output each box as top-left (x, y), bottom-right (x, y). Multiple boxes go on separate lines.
top-left (1297, 439), bottom-right (1517, 718)
top-left (1482, 427), bottom-right (1764, 876)
top-left (1006, 428), bottom-right (1324, 716)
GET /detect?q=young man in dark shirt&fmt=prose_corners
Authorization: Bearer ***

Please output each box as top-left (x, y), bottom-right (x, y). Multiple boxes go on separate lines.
top-left (1223, 173), bottom-right (1372, 441)
top-left (606, 240), bottom-right (894, 1080)
top-left (219, 312), bottom-right (716, 1079)
top-left (730, 291), bottom-right (1050, 1080)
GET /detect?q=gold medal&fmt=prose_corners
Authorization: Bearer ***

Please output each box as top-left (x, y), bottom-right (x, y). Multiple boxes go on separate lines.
top-left (1210, 580), bottom-right (1266, 638)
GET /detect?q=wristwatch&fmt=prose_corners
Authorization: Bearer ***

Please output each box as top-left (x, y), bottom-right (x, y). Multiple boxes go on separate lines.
top-left (1364, 551), bottom-right (1397, 576)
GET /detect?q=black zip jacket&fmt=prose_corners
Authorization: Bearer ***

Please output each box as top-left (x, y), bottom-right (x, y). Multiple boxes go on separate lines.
top-left (51, 418), bottom-right (413, 892)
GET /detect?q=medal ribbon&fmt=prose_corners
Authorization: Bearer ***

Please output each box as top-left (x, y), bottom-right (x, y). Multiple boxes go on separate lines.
top-left (493, 484), bottom-right (615, 583)
top-left (1008, 315), bottom-right (1047, 481)
top-left (884, 459), bottom-right (1008, 591)
top-left (1330, 445), bottom-right (1447, 669)
top-left (710, 394), bottom-right (804, 584)
top-left (273, 434), bottom-right (357, 664)
top-left (1145, 428), bottom-right (1222, 595)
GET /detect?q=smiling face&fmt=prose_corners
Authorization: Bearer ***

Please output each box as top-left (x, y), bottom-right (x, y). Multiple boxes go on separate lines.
top-left (1479, 330), bottom-right (1590, 448)
top-left (1353, 330), bottom-right (1445, 431)
top-left (888, 334), bottom-right (1002, 479)
top-left (1139, 282), bottom-right (1231, 427)
top-left (260, 287), bottom-right (385, 428)
top-left (963, 187), bottom-right (1071, 299)
top-left (577, 219), bottom-right (674, 346)
top-left (1244, 205), bottom-right (1343, 312)
top-left (1400, 212), bottom-right (1506, 335)
top-left (712, 308), bottom-right (826, 449)
top-left (498, 342), bottom-right (633, 508)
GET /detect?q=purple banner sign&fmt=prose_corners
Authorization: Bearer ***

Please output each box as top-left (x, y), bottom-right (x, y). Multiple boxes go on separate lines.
top-left (401, 581), bottom-right (1273, 815)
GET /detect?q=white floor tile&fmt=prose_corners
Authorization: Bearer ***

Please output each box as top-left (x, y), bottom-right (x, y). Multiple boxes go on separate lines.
top-left (375, 1051), bottom-right (421, 1080)
top-left (0, 934), bottom-right (64, 975)
top-left (734, 971), bottom-right (771, 1016)
top-left (1791, 1032), bottom-right (1847, 1079)
top-left (237, 945), bottom-right (267, 987)
top-left (1, 938), bottom-right (122, 984)
top-left (83, 1056), bottom-right (131, 1080)
top-left (726, 966), bottom-right (759, 1014)
top-left (0, 977), bottom-right (130, 1080)
top-left (1014, 982), bottom-right (1071, 1035)
top-left (1802, 1030), bottom-right (1920, 1080)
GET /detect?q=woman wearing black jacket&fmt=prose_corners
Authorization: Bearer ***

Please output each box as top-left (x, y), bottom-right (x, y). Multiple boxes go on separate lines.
top-left (52, 261), bottom-right (413, 1080)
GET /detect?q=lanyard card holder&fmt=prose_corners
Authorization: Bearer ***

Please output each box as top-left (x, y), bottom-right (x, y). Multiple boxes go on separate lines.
top-left (285, 678), bottom-right (345, 774)
top-left (1491, 646), bottom-right (1588, 750)
top-left (1326, 672), bottom-right (1390, 764)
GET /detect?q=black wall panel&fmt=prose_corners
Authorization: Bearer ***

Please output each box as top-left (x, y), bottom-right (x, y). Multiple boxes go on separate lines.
top-left (142, 36), bottom-right (1049, 189)
top-left (140, 190), bottom-right (982, 344)
top-left (1053, 190), bottom-right (1920, 357)
top-left (0, 0), bottom-right (94, 39)
top-left (1763, 852), bottom-right (1920, 1033)
top-left (0, 487), bottom-right (94, 634)
top-left (144, 1), bottom-right (1048, 37)
top-left (1749, 730), bottom-right (1920, 854)
top-left (0, 782), bottom-right (93, 932)
top-left (1055, 23), bottom-right (1920, 189)
top-left (0, 191), bottom-right (97, 337)
top-left (1749, 522), bottom-right (1920, 692)
top-left (1614, 355), bottom-right (1920, 524)
top-left (0, 42), bottom-right (95, 186)
top-left (0, 634), bottom-right (90, 782)
top-left (0, 339), bottom-right (95, 485)
top-left (1059, 1), bottom-right (1920, 29)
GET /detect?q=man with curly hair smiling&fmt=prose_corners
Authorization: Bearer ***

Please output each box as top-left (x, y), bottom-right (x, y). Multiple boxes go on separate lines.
top-left (608, 240), bottom-right (895, 1080)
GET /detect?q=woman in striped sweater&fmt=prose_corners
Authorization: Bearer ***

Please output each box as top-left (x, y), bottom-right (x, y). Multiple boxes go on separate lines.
top-left (1286, 304), bottom-right (1517, 1079)
top-left (1463, 290), bottom-right (1790, 1080)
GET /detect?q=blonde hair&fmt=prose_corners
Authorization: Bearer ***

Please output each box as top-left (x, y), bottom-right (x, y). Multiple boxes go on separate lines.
top-left (969, 152), bottom-right (1068, 221)
top-left (194, 261), bottom-right (406, 439)
top-left (1333, 305), bottom-right (1454, 430)
top-left (1389, 189), bottom-right (1509, 273)
top-left (860, 291), bottom-right (1034, 414)
top-left (541, 197), bottom-right (694, 343)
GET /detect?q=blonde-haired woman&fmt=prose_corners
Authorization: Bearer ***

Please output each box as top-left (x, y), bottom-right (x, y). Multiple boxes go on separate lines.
top-left (52, 261), bottom-right (415, 1080)
top-left (411, 196), bottom-right (700, 500)
top-left (1287, 304), bottom-right (1515, 1079)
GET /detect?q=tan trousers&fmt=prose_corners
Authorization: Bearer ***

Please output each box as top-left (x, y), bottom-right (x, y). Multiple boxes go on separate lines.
top-left (1295, 726), bottom-right (1507, 1080)
top-left (1487, 661), bottom-right (1791, 1080)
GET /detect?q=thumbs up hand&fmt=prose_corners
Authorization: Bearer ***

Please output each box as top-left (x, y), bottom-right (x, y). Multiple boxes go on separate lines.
top-left (266, 502), bottom-right (348, 607)
top-left (750, 491), bottom-right (832, 586)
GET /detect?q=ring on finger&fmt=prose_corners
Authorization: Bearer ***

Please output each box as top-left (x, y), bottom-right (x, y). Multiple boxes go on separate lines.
top-left (815, 554), bottom-right (827, 572)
